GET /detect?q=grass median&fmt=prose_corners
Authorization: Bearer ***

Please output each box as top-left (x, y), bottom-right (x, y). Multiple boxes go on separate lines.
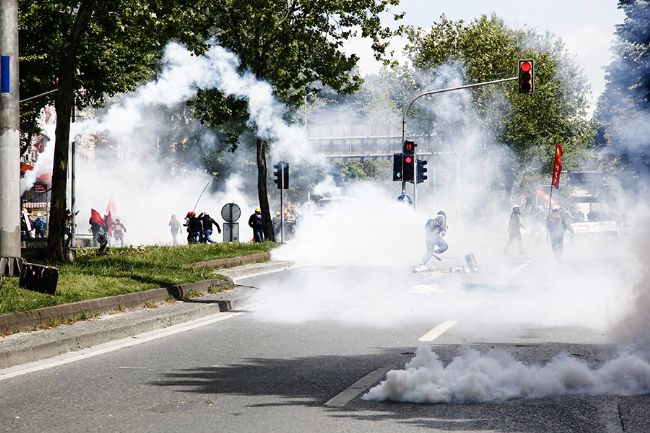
top-left (0, 242), bottom-right (275, 315)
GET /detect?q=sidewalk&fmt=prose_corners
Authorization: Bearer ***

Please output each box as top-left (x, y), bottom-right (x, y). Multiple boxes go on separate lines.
top-left (0, 259), bottom-right (292, 370)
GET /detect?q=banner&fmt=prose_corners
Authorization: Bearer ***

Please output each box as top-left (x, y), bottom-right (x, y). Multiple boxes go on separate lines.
top-left (90, 209), bottom-right (104, 226)
top-left (551, 144), bottom-right (563, 189)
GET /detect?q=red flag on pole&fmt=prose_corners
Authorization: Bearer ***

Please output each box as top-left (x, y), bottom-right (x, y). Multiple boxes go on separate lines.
top-left (551, 144), bottom-right (563, 189)
top-left (90, 209), bottom-right (104, 226)
top-left (105, 195), bottom-right (118, 235)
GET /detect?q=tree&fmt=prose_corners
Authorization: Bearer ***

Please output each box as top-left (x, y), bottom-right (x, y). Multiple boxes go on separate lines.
top-left (404, 15), bottom-right (595, 181)
top-left (595, 0), bottom-right (650, 184)
top-left (19, 0), bottom-right (210, 261)
top-left (189, 0), bottom-right (401, 241)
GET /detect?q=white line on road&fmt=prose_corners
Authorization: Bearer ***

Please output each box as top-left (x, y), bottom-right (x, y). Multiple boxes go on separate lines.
top-left (508, 261), bottom-right (531, 276)
top-left (324, 367), bottom-right (390, 408)
top-left (418, 320), bottom-right (457, 342)
top-left (0, 312), bottom-right (242, 382)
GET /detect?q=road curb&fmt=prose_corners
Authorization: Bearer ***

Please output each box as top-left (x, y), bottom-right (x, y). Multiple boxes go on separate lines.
top-left (0, 259), bottom-right (288, 370)
top-left (0, 288), bottom-right (253, 370)
top-left (217, 260), bottom-right (293, 282)
top-left (0, 252), bottom-right (276, 334)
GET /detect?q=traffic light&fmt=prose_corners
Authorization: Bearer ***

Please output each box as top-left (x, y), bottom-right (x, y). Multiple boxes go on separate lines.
top-left (392, 153), bottom-right (403, 181)
top-left (403, 140), bottom-right (416, 156)
top-left (518, 59), bottom-right (534, 95)
top-left (417, 159), bottom-right (428, 183)
top-left (273, 161), bottom-right (289, 189)
top-left (403, 153), bottom-right (415, 182)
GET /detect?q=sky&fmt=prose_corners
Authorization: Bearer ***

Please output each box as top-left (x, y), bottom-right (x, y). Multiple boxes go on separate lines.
top-left (347, 0), bottom-right (625, 115)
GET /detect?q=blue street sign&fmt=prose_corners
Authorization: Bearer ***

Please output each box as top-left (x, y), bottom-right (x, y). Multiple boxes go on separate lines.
top-left (1, 56), bottom-right (10, 94)
top-left (397, 193), bottom-right (413, 205)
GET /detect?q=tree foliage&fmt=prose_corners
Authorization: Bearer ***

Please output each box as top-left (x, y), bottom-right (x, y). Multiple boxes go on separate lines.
top-left (189, 0), bottom-right (402, 241)
top-left (595, 0), bottom-right (650, 183)
top-left (19, 0), bottom-right (210, 261)
top-left (404, 14), bottom-right (595, 172)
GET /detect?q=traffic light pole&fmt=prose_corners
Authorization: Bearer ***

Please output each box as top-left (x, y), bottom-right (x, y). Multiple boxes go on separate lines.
top-left (279, 172), bottom-right (284, 244)
top-left (401, 76), bottom-right (518, 210)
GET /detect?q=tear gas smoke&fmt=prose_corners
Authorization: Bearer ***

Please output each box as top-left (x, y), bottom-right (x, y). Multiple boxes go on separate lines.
top-left (38, 41), bottom-right (328, 244)
top-left (363, 344), bottom-right (650, 403)
top-left (251, 60), bottom-right (649, 404)
top-left (364, 219), bottom-right (650, 403)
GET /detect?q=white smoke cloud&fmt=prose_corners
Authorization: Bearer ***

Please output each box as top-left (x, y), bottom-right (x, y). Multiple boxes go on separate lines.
top-left (248, 61), bottom-right (650, 404)
top-left (363, 345), bottom-right (650, 403)
top-left (65, 41), bottom-right (333, 244)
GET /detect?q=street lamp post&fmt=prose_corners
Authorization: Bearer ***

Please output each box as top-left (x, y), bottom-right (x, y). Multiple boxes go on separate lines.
top-left (400, 76), bottom-right (518, 210)
top-left (0, 0), bottom-right (22, 276)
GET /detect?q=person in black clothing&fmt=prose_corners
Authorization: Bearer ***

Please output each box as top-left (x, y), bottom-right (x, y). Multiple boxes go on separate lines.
top-left (248, 207), bottom-right (265, 243)
top-left (199, 212), bottom-right (221, 243)
top-left (184, 211), bottom-right (203, 244)
top-left (504, 205), bottom-right (525, 254)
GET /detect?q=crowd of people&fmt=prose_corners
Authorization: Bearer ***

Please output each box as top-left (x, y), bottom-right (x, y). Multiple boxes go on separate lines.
top-left (177, 211), bottom-right (222, 245)
top-left (20, 207), bottom-right (48, 241)
top-left (413, 200), bottom-right (581, 272)
top-left (88, 210), bottom-right (127, 248)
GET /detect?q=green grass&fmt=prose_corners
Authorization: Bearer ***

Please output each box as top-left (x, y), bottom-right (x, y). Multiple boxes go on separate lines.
top-left (0, 242), bottom-right (275, 315)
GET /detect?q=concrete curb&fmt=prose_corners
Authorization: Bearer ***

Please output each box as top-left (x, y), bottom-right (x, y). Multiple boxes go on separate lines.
top-left (0, 286), bottom-right (254, 370)
top-left (0, 252), bottom-right (275, 334)
top-left (0, 258), bottom-right (289, 370)
top-left (217, 260), bottom-right (293, 282)
top-left (181, 252), bottom-right (270, 269)
top-left (0, 279), bottom-right (232, 334)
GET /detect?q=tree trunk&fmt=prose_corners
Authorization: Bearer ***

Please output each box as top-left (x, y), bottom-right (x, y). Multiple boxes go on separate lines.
top-left (46, 1), bottom-right (96, 262)
top-left (256, 137), bottom-right (275, 242)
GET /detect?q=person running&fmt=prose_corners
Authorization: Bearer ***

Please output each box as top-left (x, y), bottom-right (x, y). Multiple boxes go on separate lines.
top-left (248, 207), bottom-right (265, 243)
top-left (504, 205), bottom-right (525, 254)
top-left (415, 210), bottom-right (448, 271)
top-left (184, 211), bottom-right (203, 244)
top-left (199, 212), bottom-right (221, 243)
top-left (112, 218), bottom-right (127, 247)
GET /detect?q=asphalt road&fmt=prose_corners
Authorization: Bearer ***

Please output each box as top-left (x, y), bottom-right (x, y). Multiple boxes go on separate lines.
top-left (0, 258), bottom-right (648, 433)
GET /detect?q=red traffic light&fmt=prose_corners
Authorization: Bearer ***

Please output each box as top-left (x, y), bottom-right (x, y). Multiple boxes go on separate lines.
top-left (404, 156), bottom-right (413, 164)
top-left (518, 59), bottom-right (534, 95)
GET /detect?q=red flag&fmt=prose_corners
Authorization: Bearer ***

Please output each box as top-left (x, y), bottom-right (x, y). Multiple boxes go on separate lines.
top-left (106, 195), bottom-right (118, 217)
top-left (105, 211), bottom-right (113, 235)
top-left (551, 144), bottom-right (563, 189)
top-left (106, 196), bottom-right (118, 235)
top-left (90, 209), bottom-right (104, 226)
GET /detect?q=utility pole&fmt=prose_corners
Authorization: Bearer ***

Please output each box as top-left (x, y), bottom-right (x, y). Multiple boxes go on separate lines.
top-left (0, 0), bottom-right (22, 276)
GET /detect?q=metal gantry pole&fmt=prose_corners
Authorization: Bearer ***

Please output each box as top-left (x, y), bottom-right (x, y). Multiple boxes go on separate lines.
top-left (0, 0), bottom-right (22, 276)
top-left (401, 77), bottom-right (518, 211)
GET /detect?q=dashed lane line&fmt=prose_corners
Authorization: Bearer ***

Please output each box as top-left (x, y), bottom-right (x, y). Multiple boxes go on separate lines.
top-left (418, 320), bottom-right (457, 342)
top-left (324, 367), bottom-right (391, 408)
top-left (508, 260), bottom-right (531, 276)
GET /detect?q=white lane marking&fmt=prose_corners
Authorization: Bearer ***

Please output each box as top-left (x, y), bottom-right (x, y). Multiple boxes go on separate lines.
top-left (409, 284), bottom-right (443, 296)
top-left (0, 312), bottom-right (242, 382)
top-left (418, 320), bottom-right (457, 342)
top-left (324, 367), bottom-right (390, 408)
top-left (508, 261), bottom-right (531, 276)
top-left (603, 399), bottom-right (624, 433)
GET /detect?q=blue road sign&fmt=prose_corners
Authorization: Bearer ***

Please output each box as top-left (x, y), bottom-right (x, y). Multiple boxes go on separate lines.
top-left (397, 193), bottom-right (413, 205)
top-left (1, 56), bottom-right (9, 94)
